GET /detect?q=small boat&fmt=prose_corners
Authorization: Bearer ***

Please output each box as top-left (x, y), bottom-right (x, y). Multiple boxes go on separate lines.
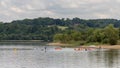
top-left (55, 47), bottom-right (62, 51)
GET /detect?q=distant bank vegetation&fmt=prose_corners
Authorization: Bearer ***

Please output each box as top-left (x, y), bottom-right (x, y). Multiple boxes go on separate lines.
top-left (54, 24), bottom-right (119, 45)
top-left (0, 17), bottom-right (120, 45)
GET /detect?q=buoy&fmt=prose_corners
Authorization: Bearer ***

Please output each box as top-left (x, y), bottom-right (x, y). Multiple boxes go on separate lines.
top-left (14, 48), bottom-right (17, 53)
top-left (14, 48), bottom-right (17, 51)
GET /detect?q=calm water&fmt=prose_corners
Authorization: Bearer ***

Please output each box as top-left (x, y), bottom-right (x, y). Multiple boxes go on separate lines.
top-left (0, 42), bottom-right (120, 68)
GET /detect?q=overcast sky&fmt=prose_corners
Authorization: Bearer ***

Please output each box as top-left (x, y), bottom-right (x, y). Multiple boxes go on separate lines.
top-left (0, 0), bottom-right (120, 22)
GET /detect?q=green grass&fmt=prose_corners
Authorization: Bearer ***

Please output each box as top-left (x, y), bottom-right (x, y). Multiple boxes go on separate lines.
top-left (57, 26), bottom-right (68, 30)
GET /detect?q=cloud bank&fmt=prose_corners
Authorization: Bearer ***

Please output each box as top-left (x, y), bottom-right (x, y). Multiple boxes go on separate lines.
top-left (0, 0), bottom-right (120, 22)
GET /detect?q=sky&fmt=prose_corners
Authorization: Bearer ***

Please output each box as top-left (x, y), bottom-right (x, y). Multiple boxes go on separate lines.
top-left (0, 0), bottom-right (120, 22)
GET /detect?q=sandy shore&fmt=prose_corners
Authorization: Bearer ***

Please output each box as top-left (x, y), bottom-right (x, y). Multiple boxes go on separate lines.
top-left (96, 45), bottom-right (120, 49)
top-left (47, 42), bottom-right (72, 46)
top-left (48, 42), bottom-right (120, 49)
top-left (80, 45), bottom-right (120, 49)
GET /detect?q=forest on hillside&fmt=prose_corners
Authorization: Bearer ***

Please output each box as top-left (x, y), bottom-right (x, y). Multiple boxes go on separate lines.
top-left (0, 17), bottom-right (120, 44)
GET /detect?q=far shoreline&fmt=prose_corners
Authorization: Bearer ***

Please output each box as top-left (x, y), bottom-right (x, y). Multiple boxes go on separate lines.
top-left (0, 40), bottom-right (45, 43)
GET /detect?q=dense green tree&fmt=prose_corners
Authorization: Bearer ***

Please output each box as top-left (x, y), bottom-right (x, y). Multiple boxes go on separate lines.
top-left (103, 24), bottom-right (119, 45)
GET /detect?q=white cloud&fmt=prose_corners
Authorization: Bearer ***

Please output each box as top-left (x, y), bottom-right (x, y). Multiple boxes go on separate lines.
top-left (94, 13), bottom-right (110, 18)
top-left (11, 6), bottom-right (24, 13)
top-left (0, 1), bottom-right (7, 7)
top-left (25, 5), bottom-right (34, 10)
top-left (0, 0), bottom-right (120, 22)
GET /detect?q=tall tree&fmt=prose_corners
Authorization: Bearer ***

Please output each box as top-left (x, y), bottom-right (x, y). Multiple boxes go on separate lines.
top-left (103, 24), bottom-right (119, 45)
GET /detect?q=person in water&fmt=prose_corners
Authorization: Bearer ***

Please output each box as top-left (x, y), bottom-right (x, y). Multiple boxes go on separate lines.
top-left (85, 48), bottom-right (87, 51)
top-left (45, 46), bottom-right (47, 52)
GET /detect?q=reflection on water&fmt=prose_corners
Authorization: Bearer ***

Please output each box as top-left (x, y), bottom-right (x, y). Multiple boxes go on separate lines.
top-left (0, 42), bottom-right (120, 68)
top-left (87, 49), bottom-right (120, 68)
top-left (104, 50), bottom-right (119, 68)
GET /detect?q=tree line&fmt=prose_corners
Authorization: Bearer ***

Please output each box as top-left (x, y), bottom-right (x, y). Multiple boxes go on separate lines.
top-left (54, 24), bottom-right (119, 45)
top-left (0, 17), bottom-right (120, 43)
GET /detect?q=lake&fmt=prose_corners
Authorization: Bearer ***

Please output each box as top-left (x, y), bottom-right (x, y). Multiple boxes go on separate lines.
top-left (0, 41), bottom-right (119, 68)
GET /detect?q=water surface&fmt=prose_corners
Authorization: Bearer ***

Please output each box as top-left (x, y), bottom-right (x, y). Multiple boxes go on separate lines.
top-left (0, 42), bottom-right (119, 68)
